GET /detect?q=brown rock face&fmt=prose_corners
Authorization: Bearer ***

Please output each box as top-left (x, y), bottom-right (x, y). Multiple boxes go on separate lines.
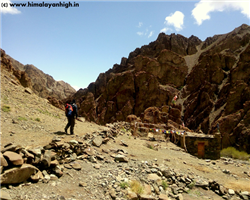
top-left (68, 24), bottom-right (250, 153)
top-left (4, 52), bottom-right (76, 101)
top-left (0, 49), bottom-right (32, 89)
top-left (23, 64), bottom-right (76, 100)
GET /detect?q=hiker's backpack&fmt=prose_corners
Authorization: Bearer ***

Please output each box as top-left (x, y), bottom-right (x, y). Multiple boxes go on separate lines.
top-left (65, 103), bottom-right (73, 117)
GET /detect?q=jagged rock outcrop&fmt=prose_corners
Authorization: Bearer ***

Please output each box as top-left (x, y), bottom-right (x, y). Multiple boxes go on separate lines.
top-left (5, 53), bottom-right (76, 101)
top-left (67, 24), bottom-right (250, 153)
top-left (182, 24), bottom-right (250, 152)
top-left (0, 49), bottom-right (32, 88)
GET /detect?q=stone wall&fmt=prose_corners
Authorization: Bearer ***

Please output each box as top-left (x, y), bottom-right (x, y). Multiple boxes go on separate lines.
top-left (130, 121), bottom-right (221, 160)
top-left (180, 133), bottom-right (221, 160)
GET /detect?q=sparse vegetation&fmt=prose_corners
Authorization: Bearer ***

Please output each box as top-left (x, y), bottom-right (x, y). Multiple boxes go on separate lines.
top-left (35, 118), bottom-right (41, 122)
top-left (37, 109), bottom-right (60, 119)
top-left (178, 86), bottom-right (184, 90)
top-left (129, 180), bottom-right (144, 195)
top-left (161, 180), bottom-right (168, 190)
top-left (2, 105), bottom-right (11, 112)
top-left (120, 127), bottom-right (126, 133)
top-left (2, 95), bottom-right (8, 103)
top-left (37, 109), bottom-right (51, 115)
top-left (221, 147), bottom-right (249, 160)
top-left (119, 182), bottom-right (129, 189)
top-left (187, 181), bottom-right (196, 189)
top-left (145, 142), bottom-right (154, 150)
top-left (17, 116), bottom-right (27, 121)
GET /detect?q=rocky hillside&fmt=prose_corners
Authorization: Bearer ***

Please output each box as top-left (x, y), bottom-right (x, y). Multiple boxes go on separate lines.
top-left (68, 24), bottom-right (250, 153)
top-left (1, 47), bottom-right (250, 200)
top-left (3, 50), bottom-right (76, 101)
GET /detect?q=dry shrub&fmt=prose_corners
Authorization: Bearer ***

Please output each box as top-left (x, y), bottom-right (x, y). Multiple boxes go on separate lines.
top-left (221, 147), bottom-right (249, 161)
top-left (129, 180), bottom-right (144, 195)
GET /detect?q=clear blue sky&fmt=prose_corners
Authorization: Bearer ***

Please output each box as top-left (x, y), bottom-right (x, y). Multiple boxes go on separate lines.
top-left (1, 1), bottom-right (249, 90)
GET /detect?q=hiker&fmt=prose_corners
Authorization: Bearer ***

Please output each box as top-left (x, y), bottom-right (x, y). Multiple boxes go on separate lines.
top-left (172, 95), bottom-right (178, 105)
top-left (65, 99), bottom-right (78, 135)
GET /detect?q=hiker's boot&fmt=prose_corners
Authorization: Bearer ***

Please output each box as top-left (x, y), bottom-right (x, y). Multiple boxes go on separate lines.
top-left (64, 128), bottom-right (68, 134)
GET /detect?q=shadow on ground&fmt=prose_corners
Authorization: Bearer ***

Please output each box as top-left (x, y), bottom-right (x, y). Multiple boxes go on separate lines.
top-left (53, 131), bottom-right (67, 135)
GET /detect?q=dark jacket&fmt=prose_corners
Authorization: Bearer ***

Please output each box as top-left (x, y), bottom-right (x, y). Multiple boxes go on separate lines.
top-left (72, 103), bottom-right (78, 118)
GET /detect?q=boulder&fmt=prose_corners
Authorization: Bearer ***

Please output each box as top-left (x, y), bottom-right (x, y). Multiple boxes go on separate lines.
top-left (0, 164), bottom-right (38, 184)
top-left (3, 151), bottom-right (23, 166)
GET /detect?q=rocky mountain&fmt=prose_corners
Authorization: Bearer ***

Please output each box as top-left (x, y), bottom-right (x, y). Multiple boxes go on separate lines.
top-left (1, 37), bottom-right (250, 200)
top-left (1, 49), bottom-right (32, 89)
top-left (3, 51), bottom-right (76, 101)
top-left (67, 24), bottom-right (250, 153)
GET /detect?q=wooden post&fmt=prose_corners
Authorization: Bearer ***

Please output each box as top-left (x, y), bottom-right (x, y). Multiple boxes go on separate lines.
top-left (133, 121), bottom-right (137, 136)
top-left (183, 132), bottom-right (187, 152)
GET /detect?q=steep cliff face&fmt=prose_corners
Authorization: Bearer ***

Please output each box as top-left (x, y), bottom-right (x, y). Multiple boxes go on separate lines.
top-left (6, 55), bottom-right (76, 101)
top-left (181, 24), bottom-right (250, 152)
top-left (67, 24), bottom-right (250, 153)
top-left (0, 49), bottom-right (32, 88)
top-left (68, 33), bottom-right (201, 125)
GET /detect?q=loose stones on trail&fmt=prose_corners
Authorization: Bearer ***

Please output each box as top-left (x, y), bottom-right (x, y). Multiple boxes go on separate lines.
top-left (3, 151), bottom-right (23, 166)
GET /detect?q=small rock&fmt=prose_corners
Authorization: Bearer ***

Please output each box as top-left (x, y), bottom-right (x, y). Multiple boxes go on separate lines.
top-left (114, 154), bottom-right (128, 162)
top-left (64, 164), bottom-right (72, 169)
top-left (94, 164), bottom-right (101, 169)
top-left (52, 136), bottom-right (61, 142)
top-left (0, 166), bottom-right (3, 174)
top-left (70, 162), bottom-right (81, 170)
top-left (50, 174), bottom-right (58, 181)
top-left (30, 170), bottom-right (44, 183)
top-left (109, 188), bottom-right (116, 199)
top-left (140, 194), bottom-right (157, 200)
top-left (0, 190), bottom-right (11, 200)
top-left (158, 193), bottom-right (169, 200)
top-left (24, 88), bottom-right (32, 94)
top-left (92, 136), bottom-right (103, 147)
top-left (222, 169), bottom-right (230, 174)
top-left (89, 155), bottom-right (97, 163)
top-left (228, 189), bottom-right (235, 195)
top-left (147, 174), bottom-right (161, 182)
top-left (79, 182), bottom-right (87, 187)
top-left (127, 191), bottom-right (138, 200)
top-left (177, 194), bottom-right (183, 200)
top-left (143, 184), bottom-right (152, 195)
top-left (68, 140), bottom-right (78, 145)
top-left (120, 140), bottom-right (128, 147)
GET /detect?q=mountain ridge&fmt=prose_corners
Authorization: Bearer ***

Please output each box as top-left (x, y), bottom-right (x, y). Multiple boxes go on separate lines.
top-left (4, 52), bottom-right (76, 101)
top-left (66, 24), bottom-right (250, 153)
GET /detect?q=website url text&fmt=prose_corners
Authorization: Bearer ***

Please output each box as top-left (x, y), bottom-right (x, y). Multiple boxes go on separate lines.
top-left (1, 1), bottom-right (79, 9)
